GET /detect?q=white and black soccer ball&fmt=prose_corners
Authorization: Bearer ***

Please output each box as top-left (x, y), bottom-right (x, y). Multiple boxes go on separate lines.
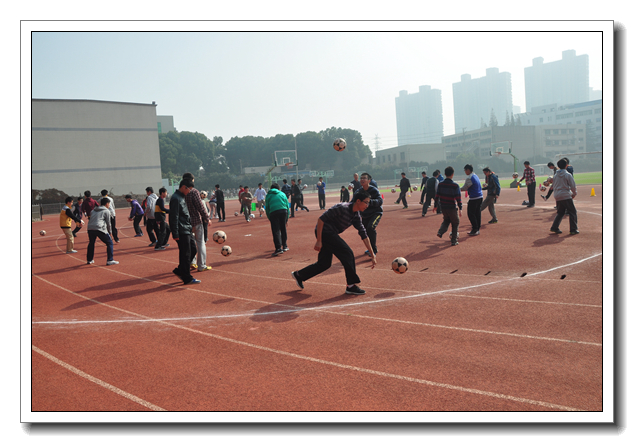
top-left (234, 211), bottom-right (239, 216)
top-left (303, 184), bottom-right (308, 189)
top-left (212, 230), bottom-right (226, 244)
top-left (333, 138), bottom-right (346, 152)
top-left (392, 257), bottom-right (408, 274)
top-left (39, 230), bottom-right (46, 236)
top-left (391, 188), bottom-right (396, 193)
top-left (413, 186), bottom-right (418, 191)
top-left (221, 245), bottom-right (232, 256)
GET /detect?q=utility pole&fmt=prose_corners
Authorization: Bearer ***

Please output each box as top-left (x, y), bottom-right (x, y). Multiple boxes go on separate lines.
top-left (374, 134), bottom-right (381, 154)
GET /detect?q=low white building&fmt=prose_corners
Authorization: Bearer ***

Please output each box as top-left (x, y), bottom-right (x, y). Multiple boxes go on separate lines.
top-left (32, 99), bottom-right (163, 196)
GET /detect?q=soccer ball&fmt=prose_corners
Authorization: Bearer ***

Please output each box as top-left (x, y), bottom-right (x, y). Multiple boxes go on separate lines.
top-left (391, 188), bottom-right (396, 193)
top-left (392, 257), bottom-right (408, 274)
top-left (39, 230), bottom-right (46, 236)
top-left (249, 214), bottom-right (255, 219)
top-left (333, 138), bottom-right (346, 152)
top-left (221, 245), bottom-right (232, 257)
top-left (348, 184), bottom-right (353, 191)
top-left (234, 211), bottom-right (239, 216)
top-left (413, 186), bottom-right (418, 191)
top-left (303, 184), bottom-right (308, 189)
top-left (539, 185), bottom-right (546, 192)
top-left (212, 230), bottom-right (226, 244)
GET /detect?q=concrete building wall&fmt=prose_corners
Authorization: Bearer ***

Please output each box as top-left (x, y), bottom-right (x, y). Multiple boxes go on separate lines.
top-left (374, 143), bottom-right (445, 167)
top-left (157, 115), bottom-right (175, 133)
top-left (395, 85), bottom-right (444, 145)
top-left (32, 99), bottom-right (163, 196)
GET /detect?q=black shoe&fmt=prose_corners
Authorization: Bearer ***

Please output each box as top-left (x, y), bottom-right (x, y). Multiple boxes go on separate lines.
top-left (488, 219), bottom-right (498, 224)
top-left (345, 285), bottom-right (365, 295)
top-left (569, 230), bottom-right (580, 235)
top-left (451, 241), bottom-right (459, 246)
top-left (291, 271), bottom-right (304, 289)
top-left (306, 208), bottom-right (309, 212)
top-left (421, 214), bottom-right (426, 217)
top-left (550, 229), bottom-right (563, 234)
top-left (272, 249), bottom-right (284, 256)
top-left (437, 232), bottom-right (443, 238)
top-left (449, 232), bottom-right (459, 241)
top-left (468, 231), bottom-right (480, 236)
top-left (289, 215), bottom-right (295, 218)
top-left (149, 242), bottom-right (156, 247)
top-left (526, 205), bottom-right (534, 208)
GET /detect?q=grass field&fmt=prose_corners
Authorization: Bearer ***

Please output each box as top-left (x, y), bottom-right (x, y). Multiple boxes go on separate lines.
top-left (378, 171), bottom-right (602, 195)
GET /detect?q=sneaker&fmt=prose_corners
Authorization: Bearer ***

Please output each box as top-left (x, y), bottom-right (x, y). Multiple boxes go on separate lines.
top-left (66, 250), bottom-right (78, 254)
top-left (148, 242), bottom-right (156, 247)
top-left (115, 240), bottom-right (120, 243)
top-left (541, 195), bottom-right (547, 201)
top-left (403, 206), bottom-right (408, 209)
top-left (72, 233), bottom-right (77, 238)
top-left (247, 219), bottom-right (250, 222)
top-left (306, 208), bottom-right (309, 212)
top-left (106, 260), bottom-right (119, 265)
top-left (198, 265), bottom-right (212, 272)
top-left (291, 271), bottom-right (304, 289)
top-left (184, 278), bottom-right (201, 285)
top-left (282, 246), bottom-right (289, 252)
top-left (526, 205), bottom-right (534, 208)
top-left (569, 230), bottom-right (580, 235)
top-left (134, 234), bottom-right (143, 237)
top-left (345, 285), bottom-right (366, 295)
top-left (272, 249), bottom-right (284, 256)
top-left (449, 232), bottom-right (459, 241)
top-left (421, 214), bottom-right (426, 217)
top-left (437, 232), bottom-right (443, 239)
top-left (155, 246), bottom-right (166, 251)
top-left (488, 219), bottom-right (498, 224)
top-left (163, 244), bottom-right (170, 248)
top-left (451, 241), bottom-right (459, 246)
top-left (87, 260), bottom-right (94, 264)
top-left (467, 231), bottom-right (480, 236)
top-left (550, 229), bottom-right (563, 234)
top-left (190, 263), bottom-right (198, 270)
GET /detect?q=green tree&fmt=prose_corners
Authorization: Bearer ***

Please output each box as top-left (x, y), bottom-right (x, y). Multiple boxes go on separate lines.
top-left (489, 109), bottom-right (498, 127)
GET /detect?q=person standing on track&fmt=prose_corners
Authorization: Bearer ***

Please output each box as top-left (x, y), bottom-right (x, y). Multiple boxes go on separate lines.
top-left (100, 189), bottom-right (119, 243)
top-left (265, 183), bottom-right (290, 256)
top-left (355, 172), bottom-right (383, 258)
top-left (60, 196), bottom-right (84, 254)
top-left (394, 172), bottom-right (412, 209)
top-left (254, 183), bottom-right (267, 217)
top-left (71, 195), bottom-right (84, 237)
top-left (340, 185), bottom-right (350, 203)
top-left (481, 167), bottom-right (500, 224)
top-left (154, 187), bottom-right (171, 250)
top-left (289, 178), bottom-right (308, 217)
top-left (183, 172), bottom-right (212, 272)
top-left (350, 173), bottom-right (361, 194)
top-left (419, 171), bottom-right (428, 213)
top-left (436, 166), bottom-right (462, 246)
top-left (126, 194), bottom-right (145, 237)
top-left (291, 190), bottom-right (377, 295)
top-left (316, 177), bottom-right (326, 210)
top-left (518, 161), bottom-right (536, 208)
top-left (169, 179), bottom-right (200, 285)
top-left (86, 198), bottom-right (118, 265)
top-left (214, 184), bottom-right (226, 222)
top-left (549, 158), bottom-right (579, 235)
top-left (422, 171), bottom-right (438, 217)
top-left (461, 164), bottom-right (483, 236)
top-left (241, 186), bottom-right (254, 222)
top-left (144, 187), bottom-right (159, 246)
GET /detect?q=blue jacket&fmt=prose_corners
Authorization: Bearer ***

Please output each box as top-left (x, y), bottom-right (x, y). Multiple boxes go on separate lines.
top-left (461, 172), bottom-right (483, 199)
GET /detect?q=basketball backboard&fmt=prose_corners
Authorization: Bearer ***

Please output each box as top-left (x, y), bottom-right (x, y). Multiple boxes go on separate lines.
top-left (490, 141), bottom-right (512, 155)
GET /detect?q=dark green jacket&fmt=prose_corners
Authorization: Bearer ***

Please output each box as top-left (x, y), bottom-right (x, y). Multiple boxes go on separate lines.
top-left (265, 188), bottom-right (290, 221)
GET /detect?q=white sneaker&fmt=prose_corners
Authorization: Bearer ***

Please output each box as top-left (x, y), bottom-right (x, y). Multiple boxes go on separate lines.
top-left (87, 260), bottom-right (94, 264)
top-left (66, 250), bottom-right (78, 254)
top-left (106, 260), bottom-right (119, 266)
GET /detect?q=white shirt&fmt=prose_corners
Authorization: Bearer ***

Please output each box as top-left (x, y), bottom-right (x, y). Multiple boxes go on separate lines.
top-left (254, 188), bottom-right (267, 202)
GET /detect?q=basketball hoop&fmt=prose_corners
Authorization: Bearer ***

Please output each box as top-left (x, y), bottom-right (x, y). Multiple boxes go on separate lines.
top-left (285, 162), bottom-right (294, 170)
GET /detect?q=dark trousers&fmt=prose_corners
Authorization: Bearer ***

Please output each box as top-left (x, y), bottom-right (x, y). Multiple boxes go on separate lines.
top-left (467, 198), bottom-right (482, 233)
top-left (269, 209), bottom-right (288, 250)
top-left (318, 193), bottom-right (326, 209)
top-left (362, 213), bottom-right (382, 254)
top-left (133, 215), bottom-right (144, 235)
top-left (545, 187), bottom-right (554, 200)
top-left (156, 219), bottom-right (170, 248)
top-left (438, 207), bottom-right (460, 242)
top-left (291, 196), bottom-right (307, 216)
top-left (111, 216), bottom-right (119, 242)
top-left (72, 223), bottom-right (82, 236)
top-left (296, 230), bottom-right (360, 286)
top-left (527, 182), bottom-right (536, 206)
top-left (174, 233), bottom-right (197, 284)
top-left (422, 193), bottom-right (435, 215)
top-left (87, 230), bottom-right (114, 262)
top-left (146, 218), bottom-right (159, 242)
top-left (551, 199), bottom-right (578, 232)
top-left (216, 201), bottom-right (225, 220)
top-left (395, 190), bottom-right (408, 207)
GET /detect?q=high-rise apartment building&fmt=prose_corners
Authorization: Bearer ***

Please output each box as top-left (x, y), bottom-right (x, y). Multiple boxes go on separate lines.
top-left (395, 85), bottom-right (444, 146)
top-left (452, 67), bottom-right (513, 134)
top-left (524, 49), bottom-right (590, 111)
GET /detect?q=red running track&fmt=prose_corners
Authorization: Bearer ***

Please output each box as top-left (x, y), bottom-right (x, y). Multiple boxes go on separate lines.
top-left (28, 185), bottom-right (605, 419)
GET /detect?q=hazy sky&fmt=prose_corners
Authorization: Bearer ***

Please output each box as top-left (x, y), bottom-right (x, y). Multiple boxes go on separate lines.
top-left (30, 25), bottom-right (606, 154)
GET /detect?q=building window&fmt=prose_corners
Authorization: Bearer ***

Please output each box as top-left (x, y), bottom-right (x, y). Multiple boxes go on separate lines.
top-left (400, 152), bottom-right (405, 161)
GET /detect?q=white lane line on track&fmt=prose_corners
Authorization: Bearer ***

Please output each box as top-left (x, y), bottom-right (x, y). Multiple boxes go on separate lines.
top-left (32, 345), bottom-right (166, 411)
top-left (31, 276), bottom-right (585, 412)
